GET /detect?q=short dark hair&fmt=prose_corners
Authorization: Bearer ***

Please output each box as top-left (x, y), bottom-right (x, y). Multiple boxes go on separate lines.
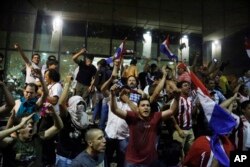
top-left (48, 55), bottom-right (56, 60)
top-left (137, 97), bottom-right (150, 106)
top-left (97, 59), bottom-right (107, 67)
top-left (45, 69), bottom-right (60, 82)
top-left (47, 59), bottom-right (59, 67)
top-left (130, 59), bottom-right (137, 65)
top-left (85, 128), bottom-right (102, 144)
top-left (24, 83), bottom-right (38, 92)
top-left (31, 53), bottom-right (40, 59)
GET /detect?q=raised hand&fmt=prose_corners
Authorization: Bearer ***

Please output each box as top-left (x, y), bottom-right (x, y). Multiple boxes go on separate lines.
top-left (14, 43), bottom-right (20, 49)
top-left (80, 48), bottom-right (87, 54)
top-left (65, 75), bottom-right (73, 83)
top-left (18, 113), bottom-right (35, 128)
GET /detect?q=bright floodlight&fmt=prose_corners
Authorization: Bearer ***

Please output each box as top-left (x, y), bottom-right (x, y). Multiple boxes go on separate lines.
top-left (53, 16), bottom-right (62, 31)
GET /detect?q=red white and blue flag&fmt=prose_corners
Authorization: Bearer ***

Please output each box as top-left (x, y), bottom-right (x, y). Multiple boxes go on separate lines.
top-left (245, 37), bottom-right (250, 58)
top-left (106, 41), bottom-right (125, 64)
top-left (190, 71), bottom-right (236, 167)
top-left (160, 35), bottom-right (178, 62)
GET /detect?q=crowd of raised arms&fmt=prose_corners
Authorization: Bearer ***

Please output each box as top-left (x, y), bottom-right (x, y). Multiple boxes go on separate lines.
top-left (0, 43), bottom-right (249, 167)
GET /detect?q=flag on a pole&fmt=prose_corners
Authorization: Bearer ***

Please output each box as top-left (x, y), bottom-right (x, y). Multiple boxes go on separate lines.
top-left (160, 35), bottom-right (178, 62)
top-left (244, 37), bottom-right (250, 58)
top-left (188, 68), bottom-right (236, 166)
top-left (106, 40), bottom-right (125, 64)
top-left (189, 70), bottom-right (210, 96)
top-left (196, 88), bottom-right (236, 167)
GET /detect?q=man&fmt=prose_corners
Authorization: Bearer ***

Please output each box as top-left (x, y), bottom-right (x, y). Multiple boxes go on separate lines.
top-left (14, 43), bottom-right (41, 84)
top-left (110, 83), bottom-right (177, 166)
top-left (176, 63), bottom-right (191, 83)
top-left (72, 48), bottom-right (97, 105)
top-left (2, 105), bottom-right (63, 167)
top-left (183, 135), bottom-right (234, 167)
top-left (41, 55), bottom-right (58, 76)
top-left (206, 78), bottom-right (226, 104)
top-left (238, 69), bottom-right (250, 96)
top-left (172, 81), bottom-right (195, 156)
top-left (71, 128), bottom-right (106, 167)
top-left (10, 69), bottom-right (48, 121)
top-left (56, 75), bottom-right (89, 166)
top-left (102, 63), bottom-right (145, 167)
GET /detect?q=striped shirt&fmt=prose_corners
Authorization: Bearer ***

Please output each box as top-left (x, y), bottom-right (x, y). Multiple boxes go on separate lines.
top-left (177, 96), bottom-right (193, 130)
top-left (230, 114), bottom-right (250, 151)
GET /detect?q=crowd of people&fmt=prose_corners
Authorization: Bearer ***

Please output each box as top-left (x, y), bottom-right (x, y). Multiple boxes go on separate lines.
top-left (0, 43), bottom-right (249, 167)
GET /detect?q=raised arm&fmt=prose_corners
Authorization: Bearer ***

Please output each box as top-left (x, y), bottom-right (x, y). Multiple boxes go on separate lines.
top-left (110, 84), bottom-right (127, 119)
top-left (189, 52), bottom-right (199, 72)
top-left (161, 98), bottom-right (177, 120)
top-left (120, 88), bottom-right (138, 113)
top-left (0, 81), bottom-right (15, 114)
top-left (72, 48), bottom-right (87, 64)
top-left (220, 93), bottom-right (238, 110)
top-left (150, 66), bottom-right (167, 103)
top-left (14, 43), bottom-right (31, 66)
top-left (35, 69), bottom-right (48, 107)
top-left (58, 76), bottom-right (72, 117)
top-left (39, 104), bottom-right (63, 140)
top-left (101, 62), bottom-right (118, 96)
top-left (0, 113), bottom-right (34, 140)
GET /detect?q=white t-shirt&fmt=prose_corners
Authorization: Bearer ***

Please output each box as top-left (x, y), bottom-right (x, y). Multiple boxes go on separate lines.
top-left (25, 62), bottom-right (40, 84)
top-left (47, 82), bottom-right (63, 112)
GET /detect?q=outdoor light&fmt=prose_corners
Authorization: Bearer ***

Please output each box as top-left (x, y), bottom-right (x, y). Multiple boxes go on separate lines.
top-left (53, 16), bottom-right (62, 32)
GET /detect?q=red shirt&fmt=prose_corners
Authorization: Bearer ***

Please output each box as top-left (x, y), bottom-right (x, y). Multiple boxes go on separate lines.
top-left (183, 136), bottom-right (234, 167)
top-left (125, 111), bottom-right (162, 165)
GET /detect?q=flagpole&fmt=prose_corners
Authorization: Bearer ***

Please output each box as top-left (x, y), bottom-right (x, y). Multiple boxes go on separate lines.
top-left (119, 37), bottom-right (127, 78)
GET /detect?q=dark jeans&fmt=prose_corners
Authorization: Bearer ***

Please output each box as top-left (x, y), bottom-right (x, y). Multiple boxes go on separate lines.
top-left (106, 137), bottom-right (129, 167)
top-left (93, 100), bottom-right (108, 130)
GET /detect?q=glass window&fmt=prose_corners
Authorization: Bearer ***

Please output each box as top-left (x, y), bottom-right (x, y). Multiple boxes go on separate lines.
top-left (59, 53), bottom-right (77, 83)
top-left (35, 14), bottom-right (61, 52)
top-left (112, 25), bottom-right (135, 57)
top-left (36, 52), bottom-right (58, 68)
top-left (135, 28), bottom-right (157, 59)
top-left (5, 51), bottom-right (32, 85)
top-left (62, 20), bottom-right (86, 53)
top-left (9, 14), bottom-right (36, 50)
top-left (87, 22), bottom-right (111, 56)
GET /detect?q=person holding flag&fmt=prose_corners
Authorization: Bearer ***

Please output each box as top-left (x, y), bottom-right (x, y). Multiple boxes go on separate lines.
top-left (106, 38), bottom-right (126, 65)
top-left (185, 68), bottom-right (236, 167)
